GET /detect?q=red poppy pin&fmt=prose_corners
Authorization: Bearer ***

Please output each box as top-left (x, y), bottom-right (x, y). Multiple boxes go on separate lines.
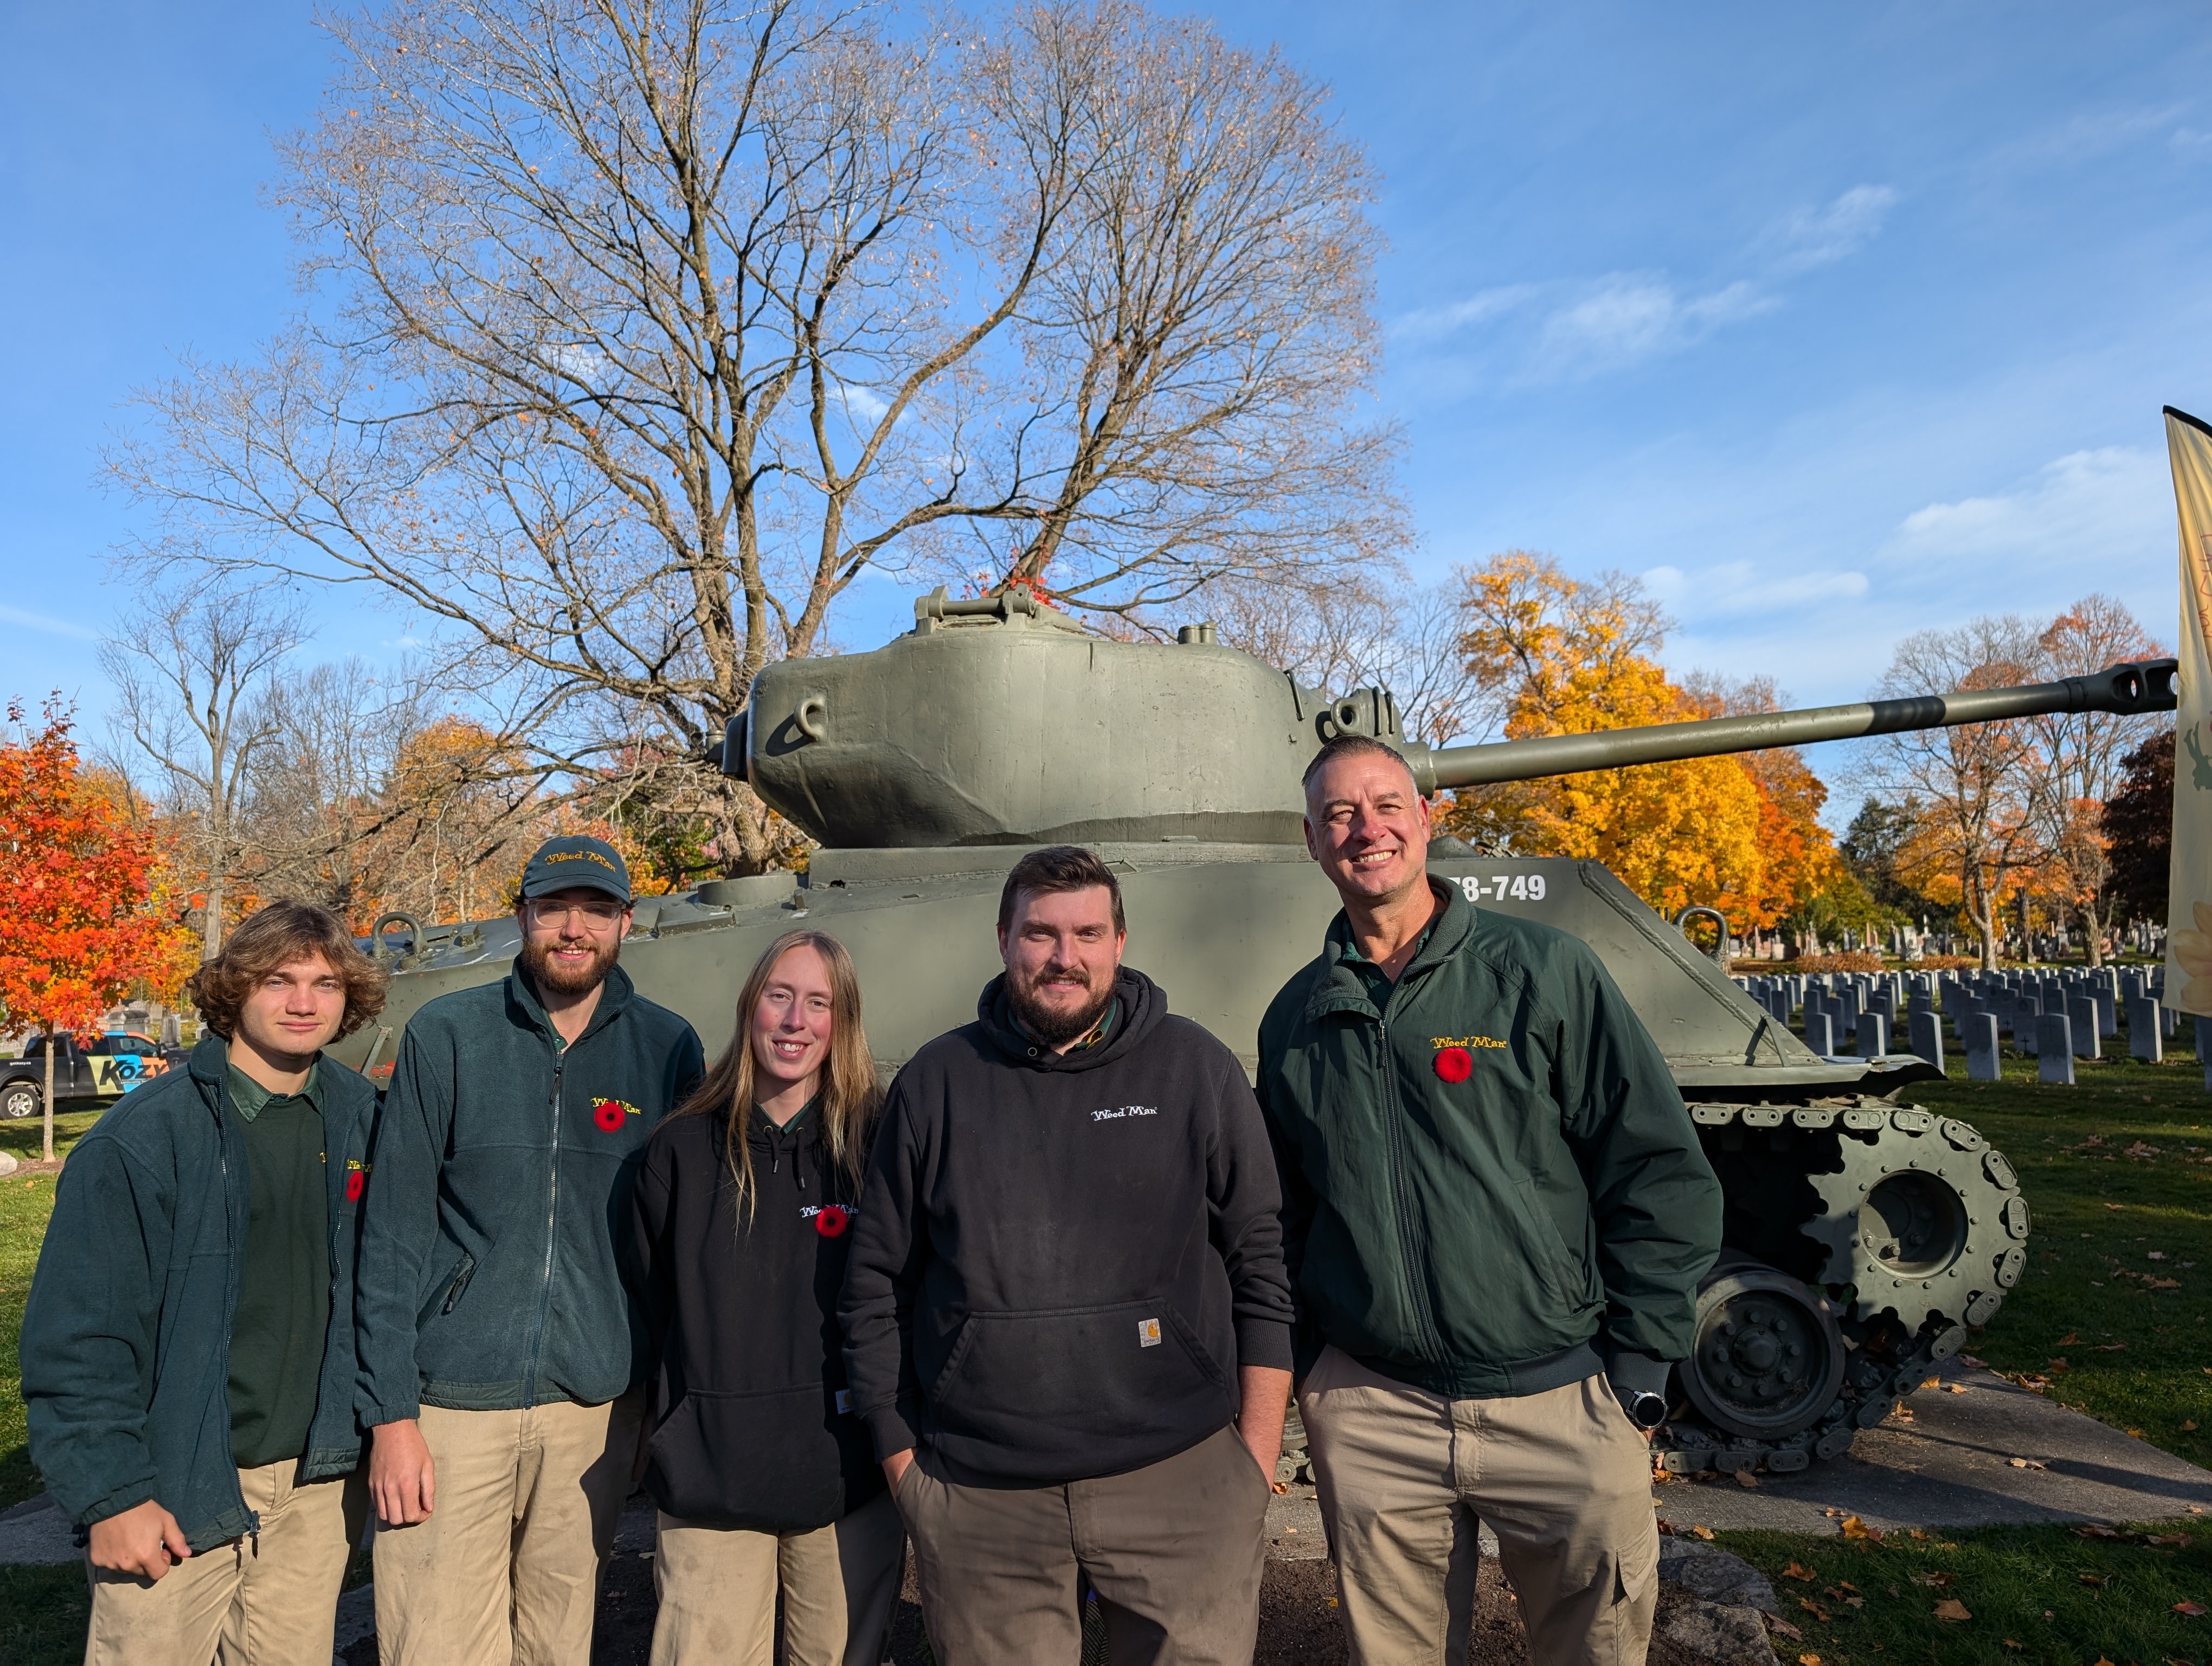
top-left (344, 1169), bottom-right (366, 1202)
top-left (814, 1204), bottom-right (850, 1238)
top-left (1433, 1046), bottom-right (1474, 1084)
top-left (593, 1099), bottom-right (626, 1133)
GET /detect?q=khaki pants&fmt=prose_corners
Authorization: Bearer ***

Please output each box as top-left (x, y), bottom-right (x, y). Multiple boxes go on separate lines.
top-left (1298, 1348), bottom-right (1657, 1666)
top-left (895, 1424), bottom-right (1270, 1666)
top-left (85, 1459), bottom-right (367, 1666)
top-left (372, 1392), bottom-right (644, 1666)
top-left (649, 1490), bottom-right (903, 1666)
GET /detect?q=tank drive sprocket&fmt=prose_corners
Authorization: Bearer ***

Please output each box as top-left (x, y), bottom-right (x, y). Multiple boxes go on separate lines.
top-left (1646, 1098), bottom-right (2026, 1475)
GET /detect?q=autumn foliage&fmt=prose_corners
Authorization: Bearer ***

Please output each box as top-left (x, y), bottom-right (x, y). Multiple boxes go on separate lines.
top-left (1437, 554), bottom-right (1839, 932)
top-left (0, 700), bottom-right (190, 1156)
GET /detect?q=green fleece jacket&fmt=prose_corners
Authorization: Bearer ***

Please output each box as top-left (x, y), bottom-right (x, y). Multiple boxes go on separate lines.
top-left (1256, 879), bottom-right (1721, 1400)
top-left (21, 1036), bottom-right (378, 1551)
top-left (354, 960), bottom-right (704, 1421)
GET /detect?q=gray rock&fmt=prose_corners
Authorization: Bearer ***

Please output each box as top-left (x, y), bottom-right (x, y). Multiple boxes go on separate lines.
top-left (0, 1150), bottom-right (17, 1176)
top-left (1661, 1596), bottom-right (1779, 1665)
top-left (1657, 1536), bottom-right (1778, 1614)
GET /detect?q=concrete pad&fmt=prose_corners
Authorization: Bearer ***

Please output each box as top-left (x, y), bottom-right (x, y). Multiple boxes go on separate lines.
top-left (1652, 1362), bottom-right (2212, 1535)
top-left (1268, 1483), bottom-right (1328, 1560)
top-left (0, 1492), bottom-right (78, 1565)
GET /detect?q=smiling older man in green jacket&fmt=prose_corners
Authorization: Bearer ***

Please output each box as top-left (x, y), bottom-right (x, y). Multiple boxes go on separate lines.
top-left (1257, 735), bottom-right (1721, 1666)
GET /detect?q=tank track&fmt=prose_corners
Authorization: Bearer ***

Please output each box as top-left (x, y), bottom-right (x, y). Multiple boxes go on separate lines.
top-left (1274, 1097), bottom-right (2028, 1483)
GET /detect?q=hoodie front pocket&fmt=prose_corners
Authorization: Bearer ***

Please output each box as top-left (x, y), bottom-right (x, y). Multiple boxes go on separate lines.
top-left (928, 1299), bottom-right (1232, 1460)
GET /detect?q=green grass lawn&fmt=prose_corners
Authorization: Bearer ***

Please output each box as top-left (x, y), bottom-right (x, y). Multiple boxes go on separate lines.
top-left (1720, 1516), bottom-right (2212, 1665)
top-left (1912, 1018), bottom-right (2212, 1472)
top-left (1, 1105), bottom-right (108, 1513)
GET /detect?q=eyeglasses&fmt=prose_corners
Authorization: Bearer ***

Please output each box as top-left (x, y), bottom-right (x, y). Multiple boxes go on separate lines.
top-left (525, 899), bottom-right (627, 928)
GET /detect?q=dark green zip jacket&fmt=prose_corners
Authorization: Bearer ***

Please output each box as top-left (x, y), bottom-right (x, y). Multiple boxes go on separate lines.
top-left (21, 1036), bottom-right (380, 1552)
top-left (355, 960), bottom-right (704, 1422)
top-left (1256, 879), bottom-right (1720, 1400)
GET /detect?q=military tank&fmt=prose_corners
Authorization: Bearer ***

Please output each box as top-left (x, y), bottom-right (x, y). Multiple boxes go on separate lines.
top-left (330, 586), bottom-right (2177, 1475)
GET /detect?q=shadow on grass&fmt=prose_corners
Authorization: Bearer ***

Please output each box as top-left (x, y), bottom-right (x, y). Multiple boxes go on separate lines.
top-left (0, 1564), bottom-right (86, 1666)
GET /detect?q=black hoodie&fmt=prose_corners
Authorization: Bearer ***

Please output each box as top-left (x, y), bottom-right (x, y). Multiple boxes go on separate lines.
top-left (838, 967), bottom-right (1294, 1485)
top-left (629, 1101), bottom-right (883, 1531)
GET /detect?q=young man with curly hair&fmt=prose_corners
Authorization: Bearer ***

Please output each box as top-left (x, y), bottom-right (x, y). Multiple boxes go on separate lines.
top-left (22, 899), bottom-right (389, 1665)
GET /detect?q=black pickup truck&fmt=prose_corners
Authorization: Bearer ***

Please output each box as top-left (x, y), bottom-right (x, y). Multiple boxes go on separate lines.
top-left (0, 1032), bottom-right (186, 1120)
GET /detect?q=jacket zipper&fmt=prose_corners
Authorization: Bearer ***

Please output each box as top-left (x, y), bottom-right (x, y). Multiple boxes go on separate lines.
top-left (525, 1059), bottom-right (564, 1409)
top-left (214, 1078), bottom-right (260, 1539)
top-left (1375, 993), bottom-right (1448, 1365)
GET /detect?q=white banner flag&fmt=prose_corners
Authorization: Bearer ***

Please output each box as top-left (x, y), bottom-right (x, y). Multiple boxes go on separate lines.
top-left (2164, 406), bottom-right (2212, 1011)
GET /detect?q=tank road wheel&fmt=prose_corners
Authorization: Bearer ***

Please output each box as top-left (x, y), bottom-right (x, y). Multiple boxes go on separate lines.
top-left (1277, 1405), bottom-right (1314, 1486)
top-left (1680, 1257), bottom-right (1848, 1441)
top-left (0, 1079), bottom-right (38, 1120)
top-left (1803, 1107), bottom-right (2027, 1337)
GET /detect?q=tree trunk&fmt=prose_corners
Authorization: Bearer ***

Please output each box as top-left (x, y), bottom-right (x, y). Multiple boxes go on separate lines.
top-left (41, 1022), bottom-right (56, 1165)
top-left (202, 858), bottom-right (226, 962)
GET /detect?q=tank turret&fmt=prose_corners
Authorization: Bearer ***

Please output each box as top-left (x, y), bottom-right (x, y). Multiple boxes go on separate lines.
top-left (339, 592), bottom-right (2176, 1478)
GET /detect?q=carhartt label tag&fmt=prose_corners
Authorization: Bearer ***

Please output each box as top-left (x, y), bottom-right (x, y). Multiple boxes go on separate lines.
top-left (1138, 1318), bottom-right (1161, 1348)
top-left (835, 1389), bottom-right (851, 1414)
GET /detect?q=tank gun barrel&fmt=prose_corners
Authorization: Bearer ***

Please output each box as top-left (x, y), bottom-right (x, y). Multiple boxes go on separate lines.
top-left (1406, 658), bottom-right (2178, 793)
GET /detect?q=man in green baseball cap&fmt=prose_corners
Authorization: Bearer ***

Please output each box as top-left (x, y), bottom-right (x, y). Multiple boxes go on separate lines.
top-left (356, 833), bottom-right (702, 1665)
top-left (518, 835), bottom-right (633, 904)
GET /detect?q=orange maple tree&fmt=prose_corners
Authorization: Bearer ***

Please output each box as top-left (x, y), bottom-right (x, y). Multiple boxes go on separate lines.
top-left (0, 699), bottom-right (179, 1159)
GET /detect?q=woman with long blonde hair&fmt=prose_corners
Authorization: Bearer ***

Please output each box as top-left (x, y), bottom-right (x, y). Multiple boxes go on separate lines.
top-left (627, 930), bottom-right (892, 1666)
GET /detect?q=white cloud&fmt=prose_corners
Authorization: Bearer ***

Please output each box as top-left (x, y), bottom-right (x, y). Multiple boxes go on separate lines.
top-left (1644, 558), bottom-right (1870, 617)
top-left (1766, 185), bottom-right (1899, 275)
top-left (1389, 284), bottom-right (1539, 343)
top-left (1531, 275), bottom-right (1776, 379)
top-left (4, 604), bottom-right (99, 641)
top-left (837, 382), bottom-right (892, 422)
top-left (1889, 446), bottom-right (2169, 565)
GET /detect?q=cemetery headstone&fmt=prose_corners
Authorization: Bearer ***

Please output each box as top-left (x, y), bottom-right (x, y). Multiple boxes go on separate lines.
top-left (1908, 1009), bottom-right (1944, 1072)
top-left (2128, 996), bottom-right (2163, 1063)
top-left (2067, 996), bottom-right (2100, 1061)
top-left (2037, 1014), bottom-right (2076, 1085)
top-left (1805, 1011), bottom-right (1836, 1058)
top-left (1965, 1013), bottom-right (2001, 1082)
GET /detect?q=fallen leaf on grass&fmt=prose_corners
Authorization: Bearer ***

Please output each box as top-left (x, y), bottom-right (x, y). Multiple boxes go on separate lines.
top-left (1912, 1572), bottom-right (1953, 1588)
top-left (2081, 1573), bottom-right (2111, 1587)
top-left (1908, 1529), bottom-right (1927, 1540)
top-left (2076, 1525), bottom-right (2120, 1539)
top-left (1798, 1598), bottom-right (1831, 1621)
top-left (2188, 1420), bottom-right (2201, 1432)
top-left (2057, 1332), bottom-right (2080, 1344)
top-left (1797, 1656), bottom-right (1820, 1666)
top-left (2150, 1533), bottom-right (2191, 1545)
top-left (1689, 1526), bottom-right (1715, 1541)
top-left (1933, 1597), bottom-right (1972, 1621)
top-left (1767, 1617), bottom-right (1802, 1639)
top-left (2094, 1342), bottom-right (2129, 1351)
top-left (2131, 1428), bottom-right (2148, 1438)
top-left (2178, 1600), bottom-right (2209, 1617)
top-left (1841, 1514), bottom-right (1881, 1540)
top-left (1783, 1561), bottom-right (1818, 1581)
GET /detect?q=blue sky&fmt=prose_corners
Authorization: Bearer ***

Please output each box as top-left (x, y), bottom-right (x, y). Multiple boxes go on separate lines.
top-left (3, 0), bottom-right (2208, 729)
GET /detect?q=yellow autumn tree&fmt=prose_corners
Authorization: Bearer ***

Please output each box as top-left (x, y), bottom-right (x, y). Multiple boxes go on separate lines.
top-left (1438, 552), bottom-right (1835, 931)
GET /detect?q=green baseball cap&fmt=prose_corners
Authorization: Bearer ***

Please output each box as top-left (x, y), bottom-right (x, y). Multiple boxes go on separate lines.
top-left (519, 835), bottom-right (632, 904)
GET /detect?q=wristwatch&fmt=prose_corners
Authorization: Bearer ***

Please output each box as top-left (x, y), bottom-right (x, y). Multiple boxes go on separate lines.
top-left (1616, 1387), bottom-right (1668, 1430)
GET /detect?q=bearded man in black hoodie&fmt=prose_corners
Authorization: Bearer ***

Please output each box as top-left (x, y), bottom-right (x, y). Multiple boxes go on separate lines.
top-left (840, 845), bottom-right (1295, 1666)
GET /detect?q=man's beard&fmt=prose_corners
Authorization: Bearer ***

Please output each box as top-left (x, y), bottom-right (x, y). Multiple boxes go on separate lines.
top-left (1007, 964), bottom-right (1114, 1047)
top-left (522, 935), bottom-right (621, 998)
